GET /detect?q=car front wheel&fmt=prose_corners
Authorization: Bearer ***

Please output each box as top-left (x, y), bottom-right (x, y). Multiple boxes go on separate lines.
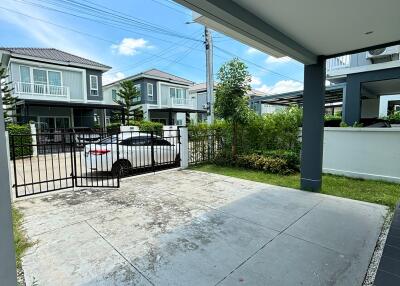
top-left (111, 160), bottom-right (132, 177)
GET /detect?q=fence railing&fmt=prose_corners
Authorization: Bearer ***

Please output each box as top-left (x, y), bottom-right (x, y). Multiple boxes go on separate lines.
top-left (188, 131), bottom-right (223, 165)
top-left (326, 55), bottom-right (351, 71)
top-left (9, 129), bottom-right (181, 198)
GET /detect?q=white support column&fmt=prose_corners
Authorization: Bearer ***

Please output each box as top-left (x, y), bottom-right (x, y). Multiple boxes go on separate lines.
top-left (5, 131), bottom-right (14, 202)
top-left (0, 102), bottom-right (18, 284)
top-left (180, 127), bottom-right (189, 169)
top-left (30, 123), bottom-right (37, 157)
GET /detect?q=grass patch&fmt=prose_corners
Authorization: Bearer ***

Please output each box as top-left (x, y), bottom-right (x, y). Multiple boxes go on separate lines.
top-left (13, 207), bottom-right (34, 269)
top-left (192, 164), bottom-right (400, 210)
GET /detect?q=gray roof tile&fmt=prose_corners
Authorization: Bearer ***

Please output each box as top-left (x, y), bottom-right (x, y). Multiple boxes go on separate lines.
top-left (0, 48), bottom-right (110, 70)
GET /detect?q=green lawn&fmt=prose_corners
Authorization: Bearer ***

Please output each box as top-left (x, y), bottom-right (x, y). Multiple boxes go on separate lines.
top-left (12, 207), bottom-right (34, 270)
top-left (192, 164), bottom-right (400, 210)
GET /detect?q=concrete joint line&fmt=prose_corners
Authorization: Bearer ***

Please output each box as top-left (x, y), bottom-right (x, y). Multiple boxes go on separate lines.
top-left (214, 199), bottom-right (325, 285)
top-left (85, 220), bottom-right (155, 286)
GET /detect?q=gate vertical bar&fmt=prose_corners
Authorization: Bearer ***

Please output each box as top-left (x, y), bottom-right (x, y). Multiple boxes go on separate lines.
top-left (151, 131), bottom-right (155, 172)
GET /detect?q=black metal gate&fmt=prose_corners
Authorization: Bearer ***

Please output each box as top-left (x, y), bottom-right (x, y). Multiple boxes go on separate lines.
top-left (10, 128), bottom-right (180, 198)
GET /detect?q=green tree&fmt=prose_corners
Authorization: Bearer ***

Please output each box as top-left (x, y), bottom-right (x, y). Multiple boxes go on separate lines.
top-left (215, 58), bottom-right (251, 157)
top-left (113, 80), bottom-right (140, 124)
top-left (1, 67), bottom-right (17, 120)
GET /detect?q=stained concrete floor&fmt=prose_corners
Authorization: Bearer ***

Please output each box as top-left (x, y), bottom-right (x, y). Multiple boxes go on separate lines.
top-left (16, 169), bottom-right (388, 286)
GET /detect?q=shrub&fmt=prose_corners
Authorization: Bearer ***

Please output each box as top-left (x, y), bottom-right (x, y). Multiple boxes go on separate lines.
top-left (106, 123), bottom-right (121, 135)
top-left (7, 123), bottom-right (33, 159)
top-left (130, 120), bottom-right (164, 133)
top-left (235, 154), bottom-right (293, 174)
top-left (324, 114), bottom-right (342, 127)
top-left (388, 111), bottom-right (400, 124)
top-left (252, 149), bottom-right (300, 171)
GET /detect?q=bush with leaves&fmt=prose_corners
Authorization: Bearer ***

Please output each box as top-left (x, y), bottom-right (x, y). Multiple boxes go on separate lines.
top-left (129, 120), bottom-right (164, 133)
top-left (7, 124), bottom-right (32, 159)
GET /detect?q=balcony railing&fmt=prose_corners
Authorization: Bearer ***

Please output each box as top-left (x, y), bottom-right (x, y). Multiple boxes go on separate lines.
top-left (171, 98), bottom-right (196, 107)
top-left (13, 82), bottom-right (70, 97)
top-left (326, 55), bottom-right (351, 71)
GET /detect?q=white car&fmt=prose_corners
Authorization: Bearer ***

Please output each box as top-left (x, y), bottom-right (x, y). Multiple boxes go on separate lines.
top-left (83, 133), bottom-right (180, 176)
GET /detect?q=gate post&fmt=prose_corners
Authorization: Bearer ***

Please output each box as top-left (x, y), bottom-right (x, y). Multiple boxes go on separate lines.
top-left (180, 127), bottom-right (189, 169)
top-left (30, 123), bottom-right (37, 157)
top-left (5, 132), bottom-right (14, 202)
top-left (0, 104), bottom-right (18, 285)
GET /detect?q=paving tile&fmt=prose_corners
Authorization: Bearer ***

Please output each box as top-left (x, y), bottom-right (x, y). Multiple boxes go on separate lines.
top-left (382, 244), bottom-right (400, 261)
top-left (219, 233), bottom-right (359, 286)
top-left (22, 223), bottom-right (151, 286)
top-left (124, 211), bottom-right (278, 286)
top-left (374, 270), bottom-right (400, 286)
top-left (285, 197), bottom-right (387, 255)
top-left (377, 256), bottom-right (400, 277)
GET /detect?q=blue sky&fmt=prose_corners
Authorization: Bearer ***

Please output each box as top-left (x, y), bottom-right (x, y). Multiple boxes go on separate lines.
top-left (0, 0), bottom-right (305, 94)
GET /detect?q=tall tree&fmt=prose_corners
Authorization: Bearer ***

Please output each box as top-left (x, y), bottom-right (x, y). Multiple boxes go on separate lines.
top-left (1, 67), bottom-right (17, 120)
top-left (215, 58), bottom-right (251, 157)
top-left (113, 80), bottom-right (140, 124)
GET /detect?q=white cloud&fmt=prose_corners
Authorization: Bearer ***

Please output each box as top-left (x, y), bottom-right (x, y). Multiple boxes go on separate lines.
top-left (111, 38), bottom-right (151, 56)
top-left (102, 72), bottom-right (125, 85)
top-left (1, 3), bottom-right (94, 60)
top-left (251, 76), bottom-right (262, 86)
top-left (255, 80), bottom-right (303, 95)
top-left (265, 56), bottom-right (292, 64)
top-left (246, 47), bottom-right (262, 55)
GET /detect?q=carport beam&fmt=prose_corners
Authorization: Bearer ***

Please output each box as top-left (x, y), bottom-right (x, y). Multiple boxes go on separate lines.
top-left (300, 58), bottom-right (326, 192)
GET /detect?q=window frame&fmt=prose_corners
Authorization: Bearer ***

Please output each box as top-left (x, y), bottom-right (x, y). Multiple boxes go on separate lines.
top-left (89, 75), bottom-right (99, 96)
top-left (134, 83), bottom-right (141, 95)
top-left (111, 89), bottom-right (117, 101)
top-left (147, 83), bottom-right (154, 99)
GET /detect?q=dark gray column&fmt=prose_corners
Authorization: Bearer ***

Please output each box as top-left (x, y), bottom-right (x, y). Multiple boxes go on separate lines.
top-left (342, 78), bottom-right (361, 125)
top-left (300, 58), bottom-right (326, 191)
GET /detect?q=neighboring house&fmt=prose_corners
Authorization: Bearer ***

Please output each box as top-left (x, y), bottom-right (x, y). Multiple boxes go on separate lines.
top-left (252, 45), bottom-right (400, 123)
top-left (103, 69), bottom-right (206, 125)
top-left (188, 82), bottom-right (283, 119)
top-left (326, 44), bottom-right (400, 123)
top-left (0, 48), bottom-right (115, 130)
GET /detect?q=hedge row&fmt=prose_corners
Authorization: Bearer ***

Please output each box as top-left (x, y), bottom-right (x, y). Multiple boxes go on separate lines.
top-left (7, 124), bottom-right (33, 159)
top-left (214, 151), bottom-right (297, 175)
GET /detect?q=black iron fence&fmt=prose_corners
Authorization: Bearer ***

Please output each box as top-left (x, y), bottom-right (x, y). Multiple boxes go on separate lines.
top-left (188, 130), bottom-right (223, 165)
top-left (9, 129), bottom-right (180, 198)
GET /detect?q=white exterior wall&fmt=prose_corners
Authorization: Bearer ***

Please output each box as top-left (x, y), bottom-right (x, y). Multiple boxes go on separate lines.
top-left (10, 60), bottom-right (85, 101)
top-left (379, 94), bottom-right (400, 117)
top-left (323, 127), bottom-right (400, 183)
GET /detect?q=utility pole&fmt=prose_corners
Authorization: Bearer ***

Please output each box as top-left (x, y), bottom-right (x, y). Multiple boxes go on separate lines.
top-left (205, 27), bottom-right (214, 124)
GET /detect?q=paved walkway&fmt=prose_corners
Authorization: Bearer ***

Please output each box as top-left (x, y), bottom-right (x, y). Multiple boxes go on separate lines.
top-left (16, 170), bottom-right (388, 285)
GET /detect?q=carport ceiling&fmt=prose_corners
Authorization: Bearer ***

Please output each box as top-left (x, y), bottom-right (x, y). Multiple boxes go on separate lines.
top-left (362, 78), bottom-right (400, 96)
top-left (175, 0), bottom-right (400, 64)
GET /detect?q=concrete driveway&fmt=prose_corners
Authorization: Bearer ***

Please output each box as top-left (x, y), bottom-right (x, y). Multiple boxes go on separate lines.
top-left (16, 169), bottom-right (387, 286)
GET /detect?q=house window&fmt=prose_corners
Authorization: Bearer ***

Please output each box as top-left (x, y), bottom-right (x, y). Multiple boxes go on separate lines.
top-left (19, 66), bottom-right (31, 83)
top-left (33, 68), bottom-right (47, 84)
top-left (169, 87), bottom-right (184, 98)
top-left (147, 83), bottom-right (153, 99)
top-left (134, 83), bottom-right (141, 94)
top-left (90, 75), bottom-right (98, 96)
top-left (112, 89), bottom-right (117, 101)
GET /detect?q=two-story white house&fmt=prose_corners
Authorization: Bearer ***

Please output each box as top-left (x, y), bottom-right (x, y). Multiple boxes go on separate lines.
top-left (0, 48), bottom-right (116, 130)
top-left (103, 69), bottom-right (207, 125)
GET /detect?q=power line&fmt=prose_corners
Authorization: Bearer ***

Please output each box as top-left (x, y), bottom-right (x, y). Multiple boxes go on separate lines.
top-left (148, 0), bottom-right (189, 16)
top-left (0, 6), bottom-right (205, 74)
top-left (214, 45), bottom-right (304, 83)
top-left (13, 0), bottom-right (201, 42)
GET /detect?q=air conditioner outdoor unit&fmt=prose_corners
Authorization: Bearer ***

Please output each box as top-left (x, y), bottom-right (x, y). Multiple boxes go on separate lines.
top-left (366, 46), bottom-right (400, 59)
